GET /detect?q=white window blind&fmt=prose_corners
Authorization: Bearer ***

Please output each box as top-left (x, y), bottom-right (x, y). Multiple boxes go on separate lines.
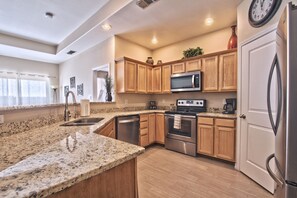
top-left (0, 72), bottom-right (50, 107)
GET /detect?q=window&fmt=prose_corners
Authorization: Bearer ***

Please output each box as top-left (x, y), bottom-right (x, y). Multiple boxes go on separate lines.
top-left (0, 73), bottom-right (50, 107)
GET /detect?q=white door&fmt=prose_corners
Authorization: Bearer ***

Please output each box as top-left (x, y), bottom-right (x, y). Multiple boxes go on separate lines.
top-left (240, 30), bottom-right (278, 193)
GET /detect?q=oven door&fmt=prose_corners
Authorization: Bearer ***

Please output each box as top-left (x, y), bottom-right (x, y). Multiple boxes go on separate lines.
top-left (165, 114), bottom-right (196, 143)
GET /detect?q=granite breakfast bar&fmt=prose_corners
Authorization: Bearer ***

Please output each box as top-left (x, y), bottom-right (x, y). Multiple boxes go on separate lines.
top-left (0, 111), bottom-right (160, 198)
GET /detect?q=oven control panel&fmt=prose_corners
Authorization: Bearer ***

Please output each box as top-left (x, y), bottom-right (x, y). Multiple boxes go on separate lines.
top-left (176, 99), bottom-right (206, 107)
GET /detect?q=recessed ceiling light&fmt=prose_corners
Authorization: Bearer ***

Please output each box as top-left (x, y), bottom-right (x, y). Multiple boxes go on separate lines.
top-left (101, 23), bottom-right (112, 31)
top-left (45, 12), bottom-right (54, 19)
top-left (205, 17), bottom-right (214, 26)
top-left (151, 37), bottom-right (158, 44)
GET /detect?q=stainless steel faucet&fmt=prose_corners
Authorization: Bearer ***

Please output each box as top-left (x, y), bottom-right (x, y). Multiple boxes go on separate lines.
top-left (64, 91), bottom-right (77, 121)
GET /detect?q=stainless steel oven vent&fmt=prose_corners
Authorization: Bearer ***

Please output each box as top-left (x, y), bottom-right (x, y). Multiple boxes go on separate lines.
top-left (136, 0), bottom-right (159, 9)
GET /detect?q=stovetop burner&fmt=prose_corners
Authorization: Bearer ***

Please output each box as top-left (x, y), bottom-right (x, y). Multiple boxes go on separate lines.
top-left (165, 99), bottom-right (207, 115)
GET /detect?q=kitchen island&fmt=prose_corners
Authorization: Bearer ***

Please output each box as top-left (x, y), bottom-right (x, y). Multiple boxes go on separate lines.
top-left (0, 111), bottom-right (163, 198)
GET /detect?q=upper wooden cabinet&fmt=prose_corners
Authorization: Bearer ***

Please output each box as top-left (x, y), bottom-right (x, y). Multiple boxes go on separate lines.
top-left (152, 67), bottom-right (162, 93)
top-left (116, 60), bottom-right (137, 93)
top-left (162, 65), bottom-right (171, 93)
top-left (137, 64), bottom-right (147, 93)
top-left (186, 59), bottom-right (201, 72)
top-left (202, 51), bottom-right (237, 92)
top-left (172, 62), bottom-right (185, 74)
top-left (219, 52), bottom-right (237, 91)
top-left (202, 56), bottom-right (219, 92)
top-left (147, 66), bottom-right (153, 93)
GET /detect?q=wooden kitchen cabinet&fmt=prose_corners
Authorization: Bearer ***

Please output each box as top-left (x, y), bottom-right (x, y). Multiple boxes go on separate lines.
top-left (116, 60), bottom-right (137, 93)
top-left (147, 66), bottom-right (153, 93)
top-left (96, 119), bottom-right (115, 139)
top-left (202, 56), bottom-right (219, 92)
top-left (137, 64), bottom-right (147, 93)
top-left (155, 113), bottom-right (165, 144)
top-left (162, 65), bottom-right (171, 93)
top-left (197, 117), bottom-right (236, 162)
top-left (152, 66), bottom-right (162, 93)
top-left (186, 59), bottom-right (201, 72)
top-left (139, 114), bottom-right (149, 147)
top-left (148, 114), bottom-right (156, 144)
top-left (172, 62), bottom-right (185, 74)
top-left (219, 52), bottom-right (237, 91)
top-left (214, 119), bottom-right (236, 162)
top-left (197, 117), bottom-right (214, 156)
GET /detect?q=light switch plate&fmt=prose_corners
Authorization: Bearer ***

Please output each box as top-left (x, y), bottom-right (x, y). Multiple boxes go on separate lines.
top-left (0, 115), bottom-right (4, 124)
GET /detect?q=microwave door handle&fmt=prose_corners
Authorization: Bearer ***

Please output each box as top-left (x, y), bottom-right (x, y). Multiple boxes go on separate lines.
top-left (192, 75), bottom-right (195, 88)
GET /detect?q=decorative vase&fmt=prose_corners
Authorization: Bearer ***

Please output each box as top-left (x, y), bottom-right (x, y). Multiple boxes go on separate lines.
top-left (227, 25), bottom-right (237, 49)
top-left (146, 57), bottom-right (154, 65)
top-left (106, 92), bottom-right (112, 102)
top-left (157, 60), bottom-right (162, 64)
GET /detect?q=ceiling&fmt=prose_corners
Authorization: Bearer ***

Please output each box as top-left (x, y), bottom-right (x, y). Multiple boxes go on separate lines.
top-left (0, 0), bottom-right (243, 64)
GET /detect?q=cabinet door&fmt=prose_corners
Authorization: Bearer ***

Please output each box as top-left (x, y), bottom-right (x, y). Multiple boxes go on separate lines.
top-left (140, 134), bottom-right (149, 147)
top-left (152, 67), bottom-right (162, 93)
top-left (202, 56), bottom-right (219, 92)
top-left (214, 126), bottom-right (235, 162)
top-left (97, 119), bottom-right (115, 139)
top-left (125, 61), bottom-right (137, 92)
top-left (197, 124), bottom-right (214, 156)
top-left (186, 59), bottom-right (201, 72)
top-left (148, 114), bottom-right (156, 144)
top-left (147, 66), bottom-right (153, 93)
top-left (137, 64), bottom-right (147, 93)
top-left (162, 65), bottom-right (171, 93)
top-left (172, 62), bottom-right (185, 74)
top-left (219, 52), bottom-right (237, 91)
top-left (155, 113), bottom-right (165, 144)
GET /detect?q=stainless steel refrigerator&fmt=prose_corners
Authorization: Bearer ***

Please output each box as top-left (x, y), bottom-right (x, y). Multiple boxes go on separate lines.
top-left (266, 2), bottom-right (297, 198)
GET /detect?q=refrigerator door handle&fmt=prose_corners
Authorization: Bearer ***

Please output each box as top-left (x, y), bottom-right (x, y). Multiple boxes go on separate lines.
top-left (266, 153), bottom-right (284, 187)
top-left (267, 54), bottom-right (282, 135)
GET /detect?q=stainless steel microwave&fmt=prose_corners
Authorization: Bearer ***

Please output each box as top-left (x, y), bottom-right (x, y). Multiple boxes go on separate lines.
top-left (170, 71), bottom-right (201, 92)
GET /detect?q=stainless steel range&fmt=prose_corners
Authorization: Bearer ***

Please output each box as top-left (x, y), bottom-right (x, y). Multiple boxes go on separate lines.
top-left (165, 99), bottom-right (206, 156)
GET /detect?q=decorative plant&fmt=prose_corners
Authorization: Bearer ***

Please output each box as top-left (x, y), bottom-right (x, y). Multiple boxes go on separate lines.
top-left (183, 47), bottom-right (204, 58)
top-left (105, 75), bottom-right (113, 93)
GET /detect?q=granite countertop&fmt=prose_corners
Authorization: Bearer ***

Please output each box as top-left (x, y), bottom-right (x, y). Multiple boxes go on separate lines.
top-left (0, 110), bottom-right (164, 198)
top-left (198, 112), bottom-right (237, 119)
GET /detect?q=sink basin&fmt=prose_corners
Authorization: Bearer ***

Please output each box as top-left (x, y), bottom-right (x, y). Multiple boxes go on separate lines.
top-left (60, 117), bottom-right (104, 126)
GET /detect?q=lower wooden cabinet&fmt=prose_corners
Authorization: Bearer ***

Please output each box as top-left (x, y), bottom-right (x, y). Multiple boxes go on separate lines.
top-left (96, 119), bottom-right (115, 139)
top-left (155, 113), bottom-right (165, 144)
top-left (148, 114), bottom-right (156, 144)
top-left (197, 117), bottom-right (236, 162)
top-left (139, 113), bottom-right (157, 147)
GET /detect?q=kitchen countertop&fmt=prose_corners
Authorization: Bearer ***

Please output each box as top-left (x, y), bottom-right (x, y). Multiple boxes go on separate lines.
top-left (0, 110), bottom-right (164, 198)
top-left (198, 112), bottom-right (237, 119)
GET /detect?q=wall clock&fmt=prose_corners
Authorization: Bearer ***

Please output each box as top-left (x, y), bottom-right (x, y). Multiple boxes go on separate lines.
top-left (248, 0), bottom-right (282, 28)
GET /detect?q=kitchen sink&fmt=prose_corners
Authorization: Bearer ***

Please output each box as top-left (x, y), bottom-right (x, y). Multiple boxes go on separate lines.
top-left (60, 117), bottom-right (104, 126)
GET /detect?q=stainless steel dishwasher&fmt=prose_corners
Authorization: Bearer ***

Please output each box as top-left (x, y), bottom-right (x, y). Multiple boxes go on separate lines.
top-left (116, 115), bottom-right (139, 145)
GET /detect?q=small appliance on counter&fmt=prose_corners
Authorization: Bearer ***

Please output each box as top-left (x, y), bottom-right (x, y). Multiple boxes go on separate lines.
top-left (222, 98), bottom-right (236, 114)
top-left (148, 101), bottom-right (157, 110)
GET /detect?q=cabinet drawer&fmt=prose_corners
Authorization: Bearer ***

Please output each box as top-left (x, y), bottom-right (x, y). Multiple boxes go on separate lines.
top-left (140, 114), bottom-right (148, 122)
top-left (198, 117), bottom-right (214, 125)
top-left (140, 121), bottom-right (148, 129)
top-left (215, 119), bottom-right (235, 127)
top-left (140, 128), bottom-right (148, 135)
top-left (140, 134), bottom-right (149, 147)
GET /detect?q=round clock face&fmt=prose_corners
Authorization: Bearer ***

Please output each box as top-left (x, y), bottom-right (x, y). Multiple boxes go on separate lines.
top-left (249, 0), bottom-right (282, 27)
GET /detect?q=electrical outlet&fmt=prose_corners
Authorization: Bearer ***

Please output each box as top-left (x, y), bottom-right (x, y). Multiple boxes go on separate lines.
top-left (0, 115), bottom-right (4, 124)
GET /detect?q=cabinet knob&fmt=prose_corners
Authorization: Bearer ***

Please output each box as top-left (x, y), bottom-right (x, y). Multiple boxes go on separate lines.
top-left (239, 114), bottom-right (246, 119)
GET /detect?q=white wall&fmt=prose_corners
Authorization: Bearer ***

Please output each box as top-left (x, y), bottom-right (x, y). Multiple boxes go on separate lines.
top-left (152, 27), bottom-right (232, 62)
top-left (115, 36), bottom-right (152, 62)
top-left (238, 0), bottom-right (297, 44)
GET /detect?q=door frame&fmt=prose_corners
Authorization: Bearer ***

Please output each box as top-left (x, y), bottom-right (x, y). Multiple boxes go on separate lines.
top-left (235, 24), bottom-right (278, 170)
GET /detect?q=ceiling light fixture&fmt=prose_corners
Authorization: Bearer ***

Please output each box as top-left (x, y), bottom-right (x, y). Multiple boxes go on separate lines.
top-left (205, 17), bottom-right (214, 26)
top-left (45, 12), bottom-right (54, 19)
top-left (101, 23), bottom-right (112, 31)
top-left (151, 37), bottom-right (158, 44)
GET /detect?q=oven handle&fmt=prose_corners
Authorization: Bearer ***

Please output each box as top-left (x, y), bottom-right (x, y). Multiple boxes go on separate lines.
top-left (165, 114), bottom-right (196, 119)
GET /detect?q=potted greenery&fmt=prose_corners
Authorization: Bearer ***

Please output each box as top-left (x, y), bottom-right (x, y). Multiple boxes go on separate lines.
top-left (105, 75), bottom-right (113, 102)
top-left (183, 47), bottom-right (203, 59)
